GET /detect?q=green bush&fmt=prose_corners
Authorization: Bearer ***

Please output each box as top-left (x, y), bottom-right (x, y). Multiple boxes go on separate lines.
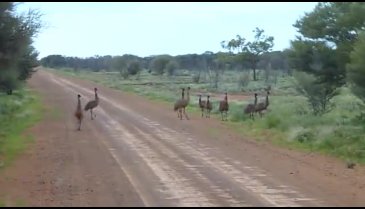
top-left (295, 129), bottom-right (315, 143)
top-left (265, 114), bottom-right (281, 129)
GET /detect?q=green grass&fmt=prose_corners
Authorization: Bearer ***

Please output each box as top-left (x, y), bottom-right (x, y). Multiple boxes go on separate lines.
top-left (0, 198), bottom-right (27, 207)
top-left (15, 199), bottom-right (26, 207)
top-left (0, 88), bottom-right (43, 170)
top-left (47, 67), bottom-right (365, 164)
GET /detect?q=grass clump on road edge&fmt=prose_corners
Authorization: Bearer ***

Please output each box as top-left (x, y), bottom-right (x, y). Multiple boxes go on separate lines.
top-left (0, 88), bottom-right (43, 170)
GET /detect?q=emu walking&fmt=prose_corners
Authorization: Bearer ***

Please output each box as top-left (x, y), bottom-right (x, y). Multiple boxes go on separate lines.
top-left (84, 87), bottom-right (99, 120)
top-left (74, 94), bottom-right (83, 130)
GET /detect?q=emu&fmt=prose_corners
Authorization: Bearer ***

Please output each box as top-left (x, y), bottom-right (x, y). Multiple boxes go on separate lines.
top-left (74, 94), bottom-right (83, 130)
top-left (244, 93), bottom-right (258, 120)
top-left (174, 87), bottom-right (190, 120)
top-left (255, 91), bottom-right (270, 117)
top-left (219, 92), bottom-right (229, 121)
top-left (84, 87), bottom-right (99, 120)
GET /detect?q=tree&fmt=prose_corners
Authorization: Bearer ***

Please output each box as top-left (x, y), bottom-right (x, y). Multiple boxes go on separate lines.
top-left (0, 70), bottom-right (19, 95)
top-left (288, 2), bottom-right (365, 114)
top-left (111, 56), bottom-right (128, 77)
top-left (221, 27), bottom-right (274, 81)
top-left (166, 60), bottom-right (179, 76)
top-left (288, 39), bottom-right (342, 115)
top-left (17, 45), bottom-right (39, 81)
top-left (347, 32), bottom-right (365, 103)
top-left (127, 60), bottom-right (141, 76)
top-left (293, 2), bottom-right (365, 80)
top-left (149, 55), bottom-right (171, 75)
top-left (206, 52), bottom-right (230, 89)
top-left (293, 71), bottom-right (338, 115)
top-left (0, 2), bottom-right (43, 94)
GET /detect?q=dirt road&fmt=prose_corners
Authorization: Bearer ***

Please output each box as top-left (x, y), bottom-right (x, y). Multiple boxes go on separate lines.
top-left (1, 69), bottom-right (365, 206)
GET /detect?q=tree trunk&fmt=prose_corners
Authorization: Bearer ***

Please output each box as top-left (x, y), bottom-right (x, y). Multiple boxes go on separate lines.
top-left (214, 70), bottom-right (219, 89)
top-left (6, 89), bottom-right (13, 95)
top-left (253, 68), bottom-right (257, 81)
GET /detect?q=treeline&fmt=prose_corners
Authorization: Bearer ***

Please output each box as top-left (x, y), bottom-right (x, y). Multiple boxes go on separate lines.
top-left (40, 50), bottom-right (290, 75)
top-left (0, 2), bottom-right (42, 95)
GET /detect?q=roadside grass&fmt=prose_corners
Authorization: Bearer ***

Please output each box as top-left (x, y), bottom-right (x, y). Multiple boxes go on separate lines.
top-left (0, 88), bottom-right (43, 170)
top-left (47, 67), bottom-right (365, 164)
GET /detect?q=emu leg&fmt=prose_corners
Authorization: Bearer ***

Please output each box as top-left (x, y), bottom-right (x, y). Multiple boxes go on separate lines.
top-left (179, 109), bottom-right (182, 120)
top-left (90, 109), bottom-right (93, 120)
top-left (183, 108), bottom-right (189, 120)
top-left (78, 120), bottom-right (81, 131)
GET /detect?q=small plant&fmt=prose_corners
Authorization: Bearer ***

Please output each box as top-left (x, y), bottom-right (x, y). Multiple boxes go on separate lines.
top-left (295, 129), bottom-right (315, 143)
top-left (238, 72), bottom-right (250, 89)
top-left (120, 69), bottom-right (129, 79)
top-left (192, 74), bottom-right (200, 83)
top-left (265, 115), bottom-right (281, 129)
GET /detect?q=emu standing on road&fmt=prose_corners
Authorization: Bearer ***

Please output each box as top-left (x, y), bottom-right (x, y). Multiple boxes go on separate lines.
top-left (74, 94), bottom-right (83, 130)
top-left (84, 87), bottom-right (99, 120)
top-left (174, 87), bottom-right (191, 120)
top-left (219, 92), bottom-right (229, 121)
top-left (174, 88), bottom-right (185, 119)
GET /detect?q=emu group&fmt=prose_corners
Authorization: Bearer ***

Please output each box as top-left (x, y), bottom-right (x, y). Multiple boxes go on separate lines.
top-left (173, 87), bottom-right (270, 121)
top-left (74, 86), bottom-right (270, 131)
top-left (74, 87), bottom-right (99, 131)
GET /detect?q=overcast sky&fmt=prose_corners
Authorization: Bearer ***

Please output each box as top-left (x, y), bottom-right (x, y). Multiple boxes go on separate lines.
top-left (16, 2), bottom-right (318, 59)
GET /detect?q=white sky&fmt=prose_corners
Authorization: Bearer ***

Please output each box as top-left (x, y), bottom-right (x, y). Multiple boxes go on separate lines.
top-left (16, 2), bottom-right (318, 59)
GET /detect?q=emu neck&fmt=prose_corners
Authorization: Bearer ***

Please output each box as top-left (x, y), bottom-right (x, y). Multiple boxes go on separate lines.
top-left (182, 90), bottom-right (185, 99)
top-left (254, 96), bottom-right (257, 105)
top-left (77, 98), bottom-right (81, 109)
top-left (265, 94), bottom-right (269, 107)
top-left (186, 89), bottom-right (190, 103)
top-left (95, 91), bottom-right (99, 103)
